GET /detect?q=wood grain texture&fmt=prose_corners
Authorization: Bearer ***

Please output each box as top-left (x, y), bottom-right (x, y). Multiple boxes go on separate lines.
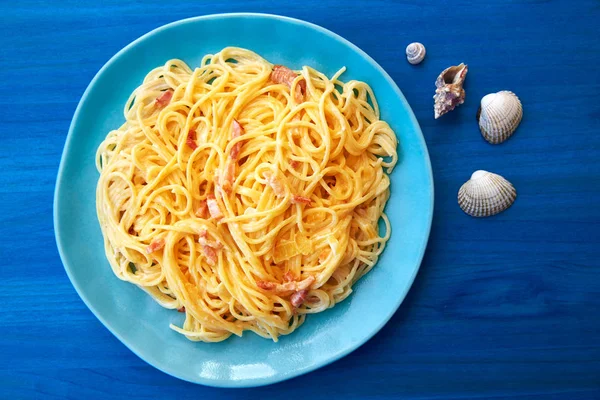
top-left (1, 0), bottom-right (599, 398)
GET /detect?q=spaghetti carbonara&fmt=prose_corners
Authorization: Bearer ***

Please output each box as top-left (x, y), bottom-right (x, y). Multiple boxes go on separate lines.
top-left (96, 47), bottom-right (398, 342)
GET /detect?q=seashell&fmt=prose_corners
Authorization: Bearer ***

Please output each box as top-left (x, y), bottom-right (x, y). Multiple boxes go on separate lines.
top-left (477, 91), bottom-right (523, 144)
top-left (406, 42), bottom-right (426, 65)
top-left (433, 63), bottom-right (468, 119)
top-left (458, 170), bottom-right (516, 217)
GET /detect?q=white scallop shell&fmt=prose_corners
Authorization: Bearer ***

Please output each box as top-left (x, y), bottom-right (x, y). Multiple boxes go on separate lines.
top-left (458, 170), bottom-right (516, 217)
top-left (477, 91), bottom-right (523, 144)
top-left (406, 42), bottom-right (426, 65)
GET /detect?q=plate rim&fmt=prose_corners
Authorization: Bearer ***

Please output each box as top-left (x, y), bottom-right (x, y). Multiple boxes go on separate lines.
top-left (54, 12), bottom-right (434, 388)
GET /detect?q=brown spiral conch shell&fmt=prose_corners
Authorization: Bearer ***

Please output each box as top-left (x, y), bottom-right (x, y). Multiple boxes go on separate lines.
top-left (433, 63), bottom-right (468, 119)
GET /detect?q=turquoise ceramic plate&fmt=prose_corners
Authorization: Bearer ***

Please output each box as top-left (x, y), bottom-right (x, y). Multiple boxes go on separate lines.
top-left (54, 13), bottom-right (433, 387)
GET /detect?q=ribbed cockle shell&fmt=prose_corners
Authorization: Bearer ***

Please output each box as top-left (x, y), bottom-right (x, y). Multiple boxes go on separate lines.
top-left (477, 91), bottom-right (523, 144)
top-left (458, 170), bottom-right (516, 217)
top-left (433, 63), bottom-right (468, 119)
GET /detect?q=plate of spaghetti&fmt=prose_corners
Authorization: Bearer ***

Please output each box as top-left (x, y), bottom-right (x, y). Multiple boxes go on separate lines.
top-left (54, 13), bottom-right (433, 387)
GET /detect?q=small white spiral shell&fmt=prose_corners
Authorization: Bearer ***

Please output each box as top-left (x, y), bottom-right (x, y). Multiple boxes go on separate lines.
top-left (406, 42), bottom-right (426, 65)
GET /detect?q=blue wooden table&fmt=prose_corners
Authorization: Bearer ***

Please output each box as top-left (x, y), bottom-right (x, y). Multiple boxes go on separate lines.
top-left (2, 1), bottom-right (599, 398)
